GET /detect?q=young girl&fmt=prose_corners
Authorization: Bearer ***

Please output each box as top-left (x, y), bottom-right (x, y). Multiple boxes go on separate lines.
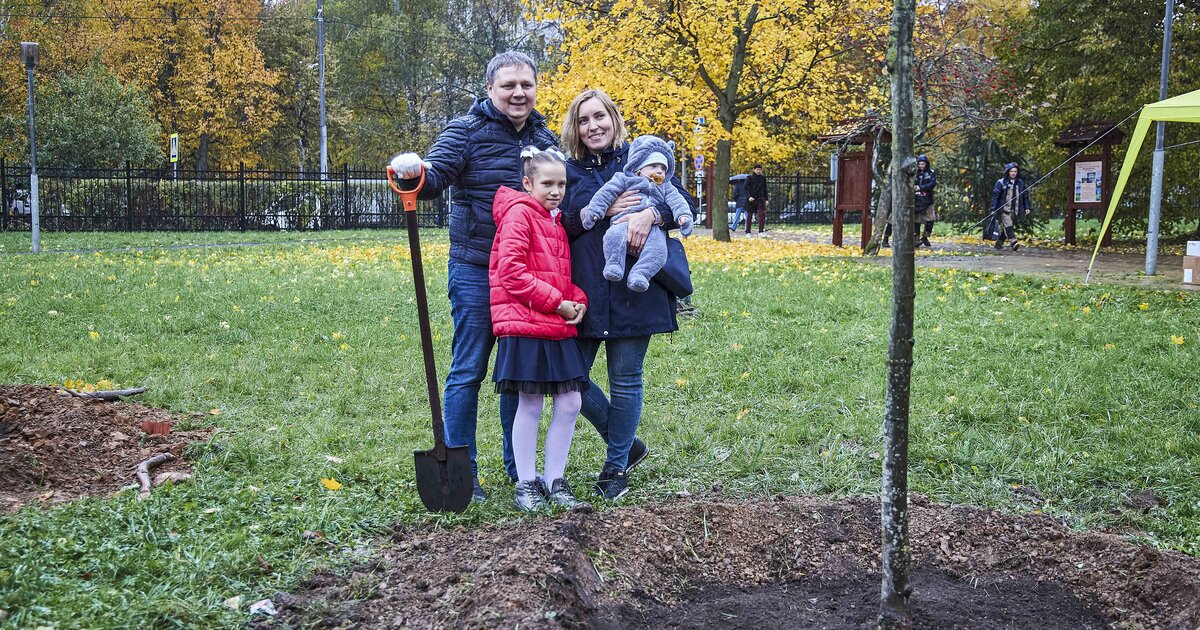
top-left (490, 146), bottom-right (590, 511)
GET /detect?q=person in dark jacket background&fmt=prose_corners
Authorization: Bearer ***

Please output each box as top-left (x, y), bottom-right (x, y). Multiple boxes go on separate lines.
top-left (745, 164), bottom-right (769, 235)
top-left (913, 155), bottom-right (937, 247)
top-left (388, 51), bottom-right (558, 501)
top-left (884, 154), bottom-right (937, 247)
top-left (988, 162), bottom-right (1030, 251)
top-left (559, 88), bottom-right (695, 500)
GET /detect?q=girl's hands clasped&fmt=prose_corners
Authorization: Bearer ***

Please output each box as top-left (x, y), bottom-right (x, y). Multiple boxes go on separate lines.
top-left (556, 300), bottom-right (587, 325)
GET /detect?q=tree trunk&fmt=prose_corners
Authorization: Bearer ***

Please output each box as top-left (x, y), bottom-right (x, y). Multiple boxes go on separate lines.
top-left (880, 0), bottom-right (917, 626)
top-left (198, 133), bottom-right (209, 172)
top-left (865, 131), bottom-right (893, 256)
top-left (712, 136), bottom-right (732, 241)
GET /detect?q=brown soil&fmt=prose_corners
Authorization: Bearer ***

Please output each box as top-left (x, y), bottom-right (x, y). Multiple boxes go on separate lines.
top-left (267, 495), bottom-right (1200, 629)
top-left (0, 384), bottom-right (208, 511)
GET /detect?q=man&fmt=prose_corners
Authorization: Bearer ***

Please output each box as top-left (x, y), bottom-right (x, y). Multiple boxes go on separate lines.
top-left (389, 51), bottom-right (558, 501)
top-left (745, 164), bottom-right (769, 235)
top-left (988, 162), bottom-right (1030, 251)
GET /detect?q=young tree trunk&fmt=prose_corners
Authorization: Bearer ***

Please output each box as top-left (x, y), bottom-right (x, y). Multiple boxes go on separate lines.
top-left (880, 0), bottom-right (917, 627)
top-left (712, 136), bottom-right (733, 241)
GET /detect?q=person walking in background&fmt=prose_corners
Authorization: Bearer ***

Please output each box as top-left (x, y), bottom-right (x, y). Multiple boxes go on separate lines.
top-left (914, 155), bottom-right (937, 247)
top-left (387, 51), bottom-right (559, 502)
top-left (989, 162), bottom-right (1030, 251)
top-left (489, 148), bottom-right (590, 511)
top-left (745, 164), bottom-right (769, 235)
top-left (730, 175), bottom-right (749, 233)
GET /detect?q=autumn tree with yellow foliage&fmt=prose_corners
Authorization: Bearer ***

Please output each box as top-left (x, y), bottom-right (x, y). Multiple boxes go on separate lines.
top-left (537, 0), bottom-right (888, 240)
top-left (98, 0), bottom-right (280, 169)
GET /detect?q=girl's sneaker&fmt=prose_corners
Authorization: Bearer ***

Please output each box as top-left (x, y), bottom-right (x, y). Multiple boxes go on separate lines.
top-left (545, 478), bottom-right (588, 509)
top-left (514, 479), bottom-right (546, 512)
top-left (595, 466), bottom-right (630, 500)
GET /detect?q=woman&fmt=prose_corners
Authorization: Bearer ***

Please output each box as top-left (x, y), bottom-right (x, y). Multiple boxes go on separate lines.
top-left (913, 155), bottom-right (937, 247)
top-left (559, 89), bottom-right (695, 499)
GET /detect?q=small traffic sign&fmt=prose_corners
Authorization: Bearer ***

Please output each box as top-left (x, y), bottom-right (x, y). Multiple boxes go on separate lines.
top-left (694, 155), bottom-right (704, 170)
top-left (169, 133), bottom-right (179, 163)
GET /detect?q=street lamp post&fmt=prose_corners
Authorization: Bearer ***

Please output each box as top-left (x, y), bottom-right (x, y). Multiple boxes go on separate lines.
top-left (1145, 0), bottom-right (1174, 276)
top-left (20, 42), bottom-right (40, 254)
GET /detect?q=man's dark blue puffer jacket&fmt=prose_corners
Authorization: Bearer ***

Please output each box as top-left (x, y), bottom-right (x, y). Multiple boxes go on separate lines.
top-left (419, 97), bottom-right (559, 266)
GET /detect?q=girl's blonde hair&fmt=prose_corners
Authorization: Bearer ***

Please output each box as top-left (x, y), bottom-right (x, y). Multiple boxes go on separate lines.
top-left (560, 89), bottom-right (628, 160)
top-left (520, 146), bottom-right (567, 179)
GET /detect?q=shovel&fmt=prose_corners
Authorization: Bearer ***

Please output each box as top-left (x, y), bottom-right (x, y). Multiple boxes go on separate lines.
top-left (387, 164), bottom-right (473, 513)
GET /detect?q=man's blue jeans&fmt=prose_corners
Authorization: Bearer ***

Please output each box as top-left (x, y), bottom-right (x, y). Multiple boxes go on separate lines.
top-left (575, 336), bottom-right (650, 471)
top-left (443, 260), bottom-right (517, 478)
top-left (731, 205), bottom-right (747, 232)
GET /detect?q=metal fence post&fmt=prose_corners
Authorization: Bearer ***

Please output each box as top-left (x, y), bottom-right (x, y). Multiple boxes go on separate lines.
top-left (342, 163), bottom-right (351, 229)
top-left (238, 162), bottom-right (246, 231)
top-left (125, 161), bottom-right (133, 231)
top-left (1, 158), bottom-right (8, 232)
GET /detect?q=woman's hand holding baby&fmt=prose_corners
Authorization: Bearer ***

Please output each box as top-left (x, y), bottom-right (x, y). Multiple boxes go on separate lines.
top-left (606, 190), bottom-right (642, 217)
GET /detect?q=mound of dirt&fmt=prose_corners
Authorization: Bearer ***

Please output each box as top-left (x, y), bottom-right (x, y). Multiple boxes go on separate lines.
top-left (0, 385), bottom-right (208, 511)
top-left (269, 495), bottom-right (1200, 629)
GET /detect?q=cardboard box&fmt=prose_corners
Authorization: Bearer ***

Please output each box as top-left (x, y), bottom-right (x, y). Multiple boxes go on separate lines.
top-left (1185, 256), bottom-right (1200, 285)
top-left (1187, 241), bottom-right (1200, 257)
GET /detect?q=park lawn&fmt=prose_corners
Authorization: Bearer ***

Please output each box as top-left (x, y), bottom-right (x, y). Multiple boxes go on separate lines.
top-left (0, 231), bottom-right (1197, 627)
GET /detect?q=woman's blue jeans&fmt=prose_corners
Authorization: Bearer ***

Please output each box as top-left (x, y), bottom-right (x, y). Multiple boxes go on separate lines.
top-left (575, 335), bottom-right (650, 471)
top-left (731, 205), bottom-right (747, 232)
top-left (443, 260), bottom-right (517, 478)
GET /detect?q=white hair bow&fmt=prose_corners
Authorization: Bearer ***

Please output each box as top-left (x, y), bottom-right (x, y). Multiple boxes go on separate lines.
top-left (520, 146), bottom-right (566, 160)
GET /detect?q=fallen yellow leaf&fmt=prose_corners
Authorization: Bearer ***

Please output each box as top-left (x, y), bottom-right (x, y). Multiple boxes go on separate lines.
top-left (320, 478), bottom-right (343, 491)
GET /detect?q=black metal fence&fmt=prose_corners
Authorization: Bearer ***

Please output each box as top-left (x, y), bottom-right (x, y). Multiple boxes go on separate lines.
top-left (0, 160), bottom-right (447, 232)
top-left (687, 173), bottom-right (836, 227)
top-left (0, 160), bottom-right (832, 233)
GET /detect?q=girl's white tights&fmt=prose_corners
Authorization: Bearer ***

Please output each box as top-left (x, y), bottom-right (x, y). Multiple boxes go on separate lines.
top-left (512, 391), bottom-right (582, 483)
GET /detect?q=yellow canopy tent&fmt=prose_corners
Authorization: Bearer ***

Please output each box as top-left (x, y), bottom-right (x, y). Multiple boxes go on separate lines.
top-left (1086, 87), bottom-right (1200, 282)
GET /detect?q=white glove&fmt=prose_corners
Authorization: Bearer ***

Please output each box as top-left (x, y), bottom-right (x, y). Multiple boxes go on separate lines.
top-left (388, 153), bottom-right (426, 179)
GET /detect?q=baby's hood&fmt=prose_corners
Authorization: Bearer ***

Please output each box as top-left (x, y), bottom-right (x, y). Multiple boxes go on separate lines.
top-left (625, 135), bottom-right (677, 181)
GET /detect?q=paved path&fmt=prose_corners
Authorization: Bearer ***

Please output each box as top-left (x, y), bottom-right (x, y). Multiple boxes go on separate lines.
top-left (709, 228), bottom-right (1196, 291)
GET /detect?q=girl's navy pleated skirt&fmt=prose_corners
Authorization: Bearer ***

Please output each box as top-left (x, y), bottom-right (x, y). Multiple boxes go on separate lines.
top-left (493, 336), bottom-right (591, 395)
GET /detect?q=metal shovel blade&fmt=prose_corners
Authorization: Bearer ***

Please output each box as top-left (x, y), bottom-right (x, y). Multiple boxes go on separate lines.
top-left (413, 445), bottom-right (473, 513)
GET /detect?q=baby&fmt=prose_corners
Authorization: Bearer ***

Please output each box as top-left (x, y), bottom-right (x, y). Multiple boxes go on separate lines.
top-left (581, 135), bottom-right (693, 292)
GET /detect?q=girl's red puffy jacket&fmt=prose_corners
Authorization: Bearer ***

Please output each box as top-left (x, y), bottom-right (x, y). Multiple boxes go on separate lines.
top-left (489, 186), bottom-right (588, 340)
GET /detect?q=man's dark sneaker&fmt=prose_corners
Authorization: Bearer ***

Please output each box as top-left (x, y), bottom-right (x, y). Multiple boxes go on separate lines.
top-left (514, 480), bottom-right (546, 512)
top-left (1010, 240), bottom-right (1020, 251)
top-left (602, 469), bottom-right (629, 500)
top-left (472, 478), bottom-right (488, 503)
top-left (921, 235), bottom-right (931, 247)
top-left (627, 438), bottom-right (649, 473)
top-left (993, 240), bottom-right (1004, 250)
top-left (544, 478), bottom-right (588, 509)
top-left (881, 239), bottom-right (890, 248)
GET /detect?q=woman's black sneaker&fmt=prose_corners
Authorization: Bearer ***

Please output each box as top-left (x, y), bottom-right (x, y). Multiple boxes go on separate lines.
top-left (472, 478), bottom-right (488, 503)
top-left (596, 467), bottom-right (629, 500)
top-left (514, 480), bottom-right (546, 512)
top-left (626, 438), bottom-right (649, 472)
top-left (545, 478), bottom-right (588, 509)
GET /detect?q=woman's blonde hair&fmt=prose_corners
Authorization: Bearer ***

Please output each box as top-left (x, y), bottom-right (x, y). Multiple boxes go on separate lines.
top-left (560, 89), bottom-right (627, 160)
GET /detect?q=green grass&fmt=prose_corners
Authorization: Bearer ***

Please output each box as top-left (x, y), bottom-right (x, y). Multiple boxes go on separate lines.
top-left (1, 230), bottom-right (1197, 627)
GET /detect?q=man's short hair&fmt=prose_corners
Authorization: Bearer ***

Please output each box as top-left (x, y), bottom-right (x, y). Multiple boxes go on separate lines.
top-left (754, 164), bottom-right (763, 170)
top-left (486, 51), bottom-right (538, 85)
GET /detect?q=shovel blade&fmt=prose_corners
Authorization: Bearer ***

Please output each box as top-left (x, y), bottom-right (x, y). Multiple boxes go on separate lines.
top-left (413, 445), bottom-right (473, 513)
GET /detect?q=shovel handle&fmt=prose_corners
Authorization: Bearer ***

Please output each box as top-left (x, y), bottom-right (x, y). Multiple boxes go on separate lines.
top-left (387, 165), bottom-right (425, 212)
top-left (387, 165), bottom-right (448, 459)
